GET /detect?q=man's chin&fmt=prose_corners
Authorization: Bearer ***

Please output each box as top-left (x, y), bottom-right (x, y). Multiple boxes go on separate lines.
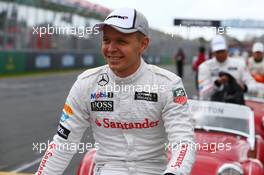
top-left (108, 64), bottom-right (121, 71)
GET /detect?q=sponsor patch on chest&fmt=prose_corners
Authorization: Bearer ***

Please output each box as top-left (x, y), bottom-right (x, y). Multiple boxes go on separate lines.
top-left (91, 101), bottom-right (114, 111)
top-left (228, 66), bottom-right (238, 71)
top-left (134, 91), bottom-right (158, 102)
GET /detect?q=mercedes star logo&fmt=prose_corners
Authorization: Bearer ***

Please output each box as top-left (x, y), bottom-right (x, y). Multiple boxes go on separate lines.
top-left (97, 73), bottom-right (109, 86)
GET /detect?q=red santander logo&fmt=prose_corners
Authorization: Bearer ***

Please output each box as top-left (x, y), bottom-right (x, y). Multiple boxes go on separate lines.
top-left (94, 118), bottom-right (159, 129)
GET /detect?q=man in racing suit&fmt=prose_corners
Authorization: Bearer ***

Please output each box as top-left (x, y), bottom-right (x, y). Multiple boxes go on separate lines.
top-left (248, 42), bottom-right (264, 76)
top-left (35, 8), bottom-right (196, 175)
top-left (198, 35), bottom-right (258, 100)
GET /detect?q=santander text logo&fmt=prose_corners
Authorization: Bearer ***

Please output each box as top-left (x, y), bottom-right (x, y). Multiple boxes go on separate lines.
top-left (94, 118), bottom-right (159, 129)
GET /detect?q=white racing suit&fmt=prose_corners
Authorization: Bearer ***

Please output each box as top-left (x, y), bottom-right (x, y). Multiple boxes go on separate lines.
top-left (248, 56), bottom-right (264, 75)
top-left (198, 57), bottom-right (263, 100)
top-left (35, 59), bottom-right (196, 175)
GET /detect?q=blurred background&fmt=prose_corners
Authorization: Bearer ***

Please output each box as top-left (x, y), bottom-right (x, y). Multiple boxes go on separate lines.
top-left (1, 0), bottom-right (264, 74)
top-left (0, 0), bottom-right (264, 175)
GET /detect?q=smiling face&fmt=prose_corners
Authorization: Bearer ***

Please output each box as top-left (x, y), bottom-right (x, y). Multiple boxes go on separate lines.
top-left (101, 25), bottom-right (149, 77)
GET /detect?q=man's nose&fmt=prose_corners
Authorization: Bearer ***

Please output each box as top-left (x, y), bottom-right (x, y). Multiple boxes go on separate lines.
top-left (108, 42), bottom-right (118, 52)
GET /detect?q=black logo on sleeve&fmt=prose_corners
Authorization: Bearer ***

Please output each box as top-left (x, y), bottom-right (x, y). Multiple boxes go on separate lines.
top-left (91, 101), bottom-right (114, 111)
top-left (134, 91), bottom-right (158, 102)
top-left (57, 124), bottom-right (71, 139)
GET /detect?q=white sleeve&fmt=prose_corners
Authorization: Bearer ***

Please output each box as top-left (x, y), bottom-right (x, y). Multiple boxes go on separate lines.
top-left (35, 79), bottom-right (90, 175)
top-left (240, 62), bottom-right (259, 93)
top-left (247, 59), bottom-right (254, 73)
top-left (162, 79), bottom-right (196, 175)
top-left (198, 63), bottom-right (215, 100)
top-left (255, 82), bottom-right (264, 93)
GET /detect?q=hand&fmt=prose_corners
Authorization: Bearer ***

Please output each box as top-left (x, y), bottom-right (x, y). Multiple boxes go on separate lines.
top-left (218, 75), bottom-right (229, 84)
top-left (240, 83), bottom-right (248, 92)
top-left (215, 75), bottom-right (229, 86)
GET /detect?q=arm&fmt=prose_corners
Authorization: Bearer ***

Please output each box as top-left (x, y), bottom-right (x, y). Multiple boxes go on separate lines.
top-left (198, 63), bottom-right (215, 100)
top-left (240, 61), bottom-right (258, 93)
top-left (162, 79), bottom-right (196, 175)
top-left (247, 59), bottom-right (253, 74)
top-left (35, 79), bottom-right (90, 175)
top-left (192, 57), bottom-right (199, 71)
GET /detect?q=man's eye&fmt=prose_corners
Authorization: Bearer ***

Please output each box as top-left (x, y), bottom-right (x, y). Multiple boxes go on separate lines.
top-left (118, 40), bottom-right (127, 44)
top-left (103, 38), bottom-right (110, 44)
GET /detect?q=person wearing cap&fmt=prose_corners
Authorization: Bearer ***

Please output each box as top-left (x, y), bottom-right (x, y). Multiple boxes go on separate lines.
top-left (248, 42), bottom-right (264, 80)
top-left (198, 35), bottom-right (257, 102)
top-left (35, 8), bottom-right (195, 175)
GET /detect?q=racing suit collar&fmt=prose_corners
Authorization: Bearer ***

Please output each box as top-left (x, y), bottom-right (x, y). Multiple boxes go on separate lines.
top-left (108, 58), bottom-right (146, 84)
top-left (213, 57), bottom-right (229, 65)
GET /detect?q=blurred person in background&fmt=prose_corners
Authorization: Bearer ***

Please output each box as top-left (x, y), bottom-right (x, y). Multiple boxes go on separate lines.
top-left (248, 42), bottom-right (264, 83)
top-left (208, 48), bottom-right (213, 60)
top-left (174, 48), bottom-right (186, 78)
top-left (192, 46), bottom-right (206, 90)
top-left (35, 7), bottom-right (195, 175)
top-left (198, 35), bottom-right (257, 104)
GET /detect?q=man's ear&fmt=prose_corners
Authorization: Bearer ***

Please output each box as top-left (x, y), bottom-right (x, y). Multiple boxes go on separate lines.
top-left (140, 37), bottom-right (150, 53)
